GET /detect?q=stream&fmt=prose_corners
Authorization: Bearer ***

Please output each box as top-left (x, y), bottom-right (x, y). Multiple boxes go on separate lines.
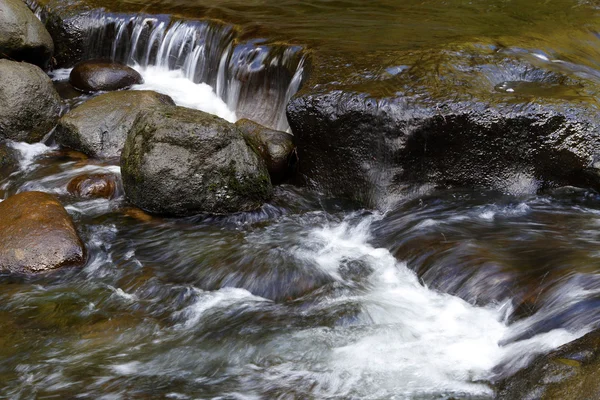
top-left (3, 0), bottom-right (600, 398)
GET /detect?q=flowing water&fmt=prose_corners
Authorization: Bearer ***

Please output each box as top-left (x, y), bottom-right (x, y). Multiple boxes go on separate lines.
top-left (4, 0), bottom-right (600, 398)
top-left (2, 141), bottom-right (599, 399)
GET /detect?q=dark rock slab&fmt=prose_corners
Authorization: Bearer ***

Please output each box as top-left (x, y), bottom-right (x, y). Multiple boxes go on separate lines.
top-left (287, 47), bottom-right (600, 208)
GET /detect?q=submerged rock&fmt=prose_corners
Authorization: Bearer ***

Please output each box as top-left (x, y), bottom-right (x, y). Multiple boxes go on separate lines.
top-left (0, 0), bottom-right (54, 68)
top-left (235, 118), bottom-right (296, 184)
top-left (0, 59), bottom-right (62, 143)
top-left (287, 47), bottom-right (600, 207)
top-left (67, 173), bottom-right (118, 199)
top-left (55, 90), bottom-right (175, 159)
top-left (496, 329), bottom-right (600, 399)
top-left (121, 106), bottom-right (272, 216)
top-left (69, 59), bottom-right (143, 92)
top-left (0, 191), bottom-right (85, 273)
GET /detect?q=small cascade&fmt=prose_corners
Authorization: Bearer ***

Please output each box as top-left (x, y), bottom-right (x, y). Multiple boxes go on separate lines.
top-left (65, 11), bottom-right (305, 131)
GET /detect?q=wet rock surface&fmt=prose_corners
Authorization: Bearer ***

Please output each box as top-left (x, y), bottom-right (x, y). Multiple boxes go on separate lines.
top-left (69, 59), bottom-right (143, 92)
top-left (0, 59), bottom-right (62, 143)
top-left (0, 0), bottom-right (54, 68)
top-left (287, 48), bottom-right (600, 208)
top-left (67, 173), bottom-right (118, 199)
top-left (0, 142), bottom-right (18, 180)
top-left (55, 90), bottom-right (175, 159)
top-left (235, 118), bottom-right (296, 184)
top-left (25, 0), bottom-right (98, 67)
top-left (0, 191), bottom-right (85, 273)
top-left (121, 106), bottom-right (272, 216)
top-left (496, 329), bottom-right (600, 399)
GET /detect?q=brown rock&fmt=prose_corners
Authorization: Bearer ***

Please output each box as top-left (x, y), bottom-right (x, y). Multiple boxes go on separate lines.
top-left (0, 191), bottom-right (86, 273)
top-left (69, 59), bottom-right (143, 93)
top-left (67, 173), bottom-right (117, 199)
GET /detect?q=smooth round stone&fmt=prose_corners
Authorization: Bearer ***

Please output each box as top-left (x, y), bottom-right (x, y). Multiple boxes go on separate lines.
top-left (69, 59), bottom-right (143, 93)
top-left (0, 191), bottom-right (86, 273)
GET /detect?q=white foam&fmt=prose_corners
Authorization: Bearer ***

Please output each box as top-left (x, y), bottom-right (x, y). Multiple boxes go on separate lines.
top-left (132, 66), bottom-right (237, 122)
top-left (48, 68), bottom-right (73, 81)
top-left (111, 361), bottom-right (141, 375)
top-left (108, 286), bottom-right (138, 302)
top-left (178, 287), bottom-right (268, 329)
top-left (272, 214), bottom-right (584, 398)
top-left (8, 140), bottom-right (55, 171)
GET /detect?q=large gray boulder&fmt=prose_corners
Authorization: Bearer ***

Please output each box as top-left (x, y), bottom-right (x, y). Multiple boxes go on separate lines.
top-left (0, 59), bottom-right (61, 142)
top-left (0, 0), bottom-right (54, 68)
top-left (121, 106), bottom-right (273, 216)
top-left (0, 191), bottom-right (86, 273)
top-left (55, 90), bottom-right (175, 159)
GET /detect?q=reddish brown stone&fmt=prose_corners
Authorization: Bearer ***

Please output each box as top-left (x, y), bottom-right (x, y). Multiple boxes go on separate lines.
top-left (0, 191), bottom-right (86, 273)
top-left (67, 173), bottom-right (117, 199)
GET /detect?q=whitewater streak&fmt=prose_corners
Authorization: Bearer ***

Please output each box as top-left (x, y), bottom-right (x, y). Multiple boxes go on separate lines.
top-left (175, 213), bottom-right (584, 398)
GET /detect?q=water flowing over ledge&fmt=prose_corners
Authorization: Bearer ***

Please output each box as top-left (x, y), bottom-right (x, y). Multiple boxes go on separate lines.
top-left (27, 1), bottom-right (306, 131)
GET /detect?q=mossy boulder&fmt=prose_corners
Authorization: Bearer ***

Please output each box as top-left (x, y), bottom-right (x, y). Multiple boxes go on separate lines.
top-left (69, 59), bottom-right (143, 92)
top-left (121, 106), bottom-right (272, 216)
top-left (0, 191), bottom-right (86, 273)
top-left (0, 0), bottom-right (54, 69)
top-left (0, 59), bottom-right (61, 142)
top-left (235, 118), bottom-right (296, 184)
top-left (55, 90), bottom-right (175, 159)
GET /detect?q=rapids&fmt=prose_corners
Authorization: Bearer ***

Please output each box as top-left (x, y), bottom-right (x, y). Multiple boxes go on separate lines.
top-left (1, 139), bottom-right (599, 399)
top-left (4, 0), bottom-right (600, 398)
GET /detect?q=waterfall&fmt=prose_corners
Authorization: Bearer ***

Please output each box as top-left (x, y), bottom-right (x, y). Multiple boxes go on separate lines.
top-left (27, 2), bottom-right (306, 131)
top-left (84, 13), bottom-right (306, 131)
